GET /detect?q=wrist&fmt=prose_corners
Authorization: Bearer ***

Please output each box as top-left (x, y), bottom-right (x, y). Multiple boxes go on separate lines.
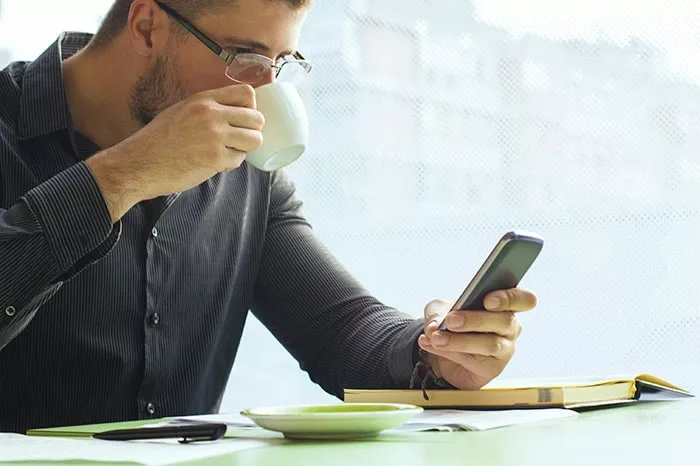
top-left (85, 148), bottom-right (145, 222)
top-left (410, 348), bottom-right (456, 394)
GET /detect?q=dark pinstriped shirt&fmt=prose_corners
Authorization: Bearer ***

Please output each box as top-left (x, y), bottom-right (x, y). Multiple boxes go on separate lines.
top-left (0, 33), bottom-right (423, 433)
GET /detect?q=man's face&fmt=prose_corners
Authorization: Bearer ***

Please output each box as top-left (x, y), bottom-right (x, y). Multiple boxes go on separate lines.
top-left (130, 0), bottom-right (308, 125)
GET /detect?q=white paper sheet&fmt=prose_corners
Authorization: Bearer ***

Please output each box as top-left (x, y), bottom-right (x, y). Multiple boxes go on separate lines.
top-left (0, 433), bottom-right (270, 465)
top-left (395, 408), bottom-right (578, 431)
top-left (171, 412), bottom-right (257, 428)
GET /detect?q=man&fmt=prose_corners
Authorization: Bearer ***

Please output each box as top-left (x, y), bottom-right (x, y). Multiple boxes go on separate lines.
top-left (0, 0), bottom-right (536, 433)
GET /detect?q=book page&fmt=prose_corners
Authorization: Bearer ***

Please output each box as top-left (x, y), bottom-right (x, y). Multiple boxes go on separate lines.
top-left (483, 375), bottom-right (640, 389)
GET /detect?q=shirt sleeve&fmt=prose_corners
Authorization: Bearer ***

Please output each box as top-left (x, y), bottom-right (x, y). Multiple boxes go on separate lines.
top-left (0, 162), bottom-right (121, 351)
top-left (250, 170), bottom-right (425, 398)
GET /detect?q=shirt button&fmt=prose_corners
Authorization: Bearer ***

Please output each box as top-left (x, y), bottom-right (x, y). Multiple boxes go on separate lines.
top-left (146, 402), bottom-right (156, 415)
top-left (151, 228), bottom-right (158, 238)
top-left (5, 306), bottom-right (16, 317)
top-left (150, 312), bottom-right (160, 326)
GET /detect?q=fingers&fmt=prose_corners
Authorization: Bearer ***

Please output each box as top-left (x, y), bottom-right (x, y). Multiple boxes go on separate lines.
top-left (443, 310), bottom-right (521, 338)
top-left (423, 298), bottom-right (453, 336)
top-left (418, 341), bottom-right (510, 384)
top-left (213, 96), bottom-right (265, 158)
top-left (419, 331), bottom-right (515, 359)
top-left (219, 149), bottom-right (247, 172)
top-left (187, 87), bottom-right (265, 154)
top-left (483, 288), bottom-right (537, 312)
top-left (210, 84), bottom-right (257, 109)
top-left (222, 126), bottom-right (263, 153)
top-left (220, 106), bottom-right (265, 131)
top-left (218, 125), bottom-right (263, 171)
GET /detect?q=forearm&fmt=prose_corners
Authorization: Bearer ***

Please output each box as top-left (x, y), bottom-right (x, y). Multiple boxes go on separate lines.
top-left (304, 300), bottom-right (424, 395)
top-left (252, 226), bottom-right (424, 396)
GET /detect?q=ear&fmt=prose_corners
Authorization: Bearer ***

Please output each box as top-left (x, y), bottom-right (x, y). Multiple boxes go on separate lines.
top-left (127, 0), bottom-right (171, 58)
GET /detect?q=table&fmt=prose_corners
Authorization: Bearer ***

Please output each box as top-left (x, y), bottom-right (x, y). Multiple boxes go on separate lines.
top-left (7, 400), bottom-right (697, 466)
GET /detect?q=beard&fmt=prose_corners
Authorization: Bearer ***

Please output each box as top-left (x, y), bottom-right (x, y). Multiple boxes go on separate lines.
top-left (129, 52), bottom-right (190, 126)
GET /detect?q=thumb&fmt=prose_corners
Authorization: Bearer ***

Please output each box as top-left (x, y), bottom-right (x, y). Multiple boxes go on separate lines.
top-left (423, 299), bottom-right (453, 336)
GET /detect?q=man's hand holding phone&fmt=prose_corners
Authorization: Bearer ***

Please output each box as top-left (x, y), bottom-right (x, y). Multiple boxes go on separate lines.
top-left (416, 231), bottom-right (543, 390)
top-left (418, 290), bottom-right (537, 390)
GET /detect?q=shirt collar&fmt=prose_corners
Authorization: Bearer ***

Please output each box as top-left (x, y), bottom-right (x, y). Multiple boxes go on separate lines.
top-left (18, 32), bottom-right (93, 141)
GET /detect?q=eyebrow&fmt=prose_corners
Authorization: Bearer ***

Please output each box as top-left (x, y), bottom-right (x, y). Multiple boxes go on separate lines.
top-left (222, 37), bottom-right (295, 57)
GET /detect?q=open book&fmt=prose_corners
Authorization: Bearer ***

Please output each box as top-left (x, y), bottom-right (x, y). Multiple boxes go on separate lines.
top-left (344, 374), bottom-right (693, 409)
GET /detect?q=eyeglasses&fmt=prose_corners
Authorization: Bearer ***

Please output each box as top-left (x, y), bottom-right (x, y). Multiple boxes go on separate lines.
top-left (154, 0), bottom-right (312, 85)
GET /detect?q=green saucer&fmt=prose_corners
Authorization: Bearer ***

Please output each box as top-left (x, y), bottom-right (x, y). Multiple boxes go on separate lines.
top-left (240, 403), bottom-right (423, 440)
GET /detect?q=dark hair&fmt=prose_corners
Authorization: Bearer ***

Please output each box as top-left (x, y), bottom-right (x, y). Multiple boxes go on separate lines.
top-left (89, 0), bottom-right (309, 50)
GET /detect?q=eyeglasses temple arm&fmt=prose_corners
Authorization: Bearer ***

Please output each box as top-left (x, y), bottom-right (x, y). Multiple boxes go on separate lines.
top-left (154, 0), bottom-right (232, 63)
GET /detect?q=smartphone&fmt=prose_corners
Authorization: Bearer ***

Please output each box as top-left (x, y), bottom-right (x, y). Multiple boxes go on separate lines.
top-left (438, 231), bottom-right (544, 331)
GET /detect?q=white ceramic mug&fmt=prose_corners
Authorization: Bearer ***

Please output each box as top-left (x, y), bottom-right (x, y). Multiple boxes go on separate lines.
top-left (245, 81), bottom-right (309, 171)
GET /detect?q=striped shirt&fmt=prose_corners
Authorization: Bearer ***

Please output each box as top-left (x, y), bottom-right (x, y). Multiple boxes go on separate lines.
top-left (0, 32), bottom-right (422, 433)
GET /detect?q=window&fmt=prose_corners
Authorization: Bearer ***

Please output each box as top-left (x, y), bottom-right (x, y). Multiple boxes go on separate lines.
top-left (2, 0), bottom-right (698, 413)
top-left (360, 22), bottom-right (417, 81)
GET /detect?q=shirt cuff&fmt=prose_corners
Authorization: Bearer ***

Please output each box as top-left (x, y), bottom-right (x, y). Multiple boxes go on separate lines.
top-left (387, 318), bottom-right (425, 388)
top-left (23, 162), bottom-right (120, 274)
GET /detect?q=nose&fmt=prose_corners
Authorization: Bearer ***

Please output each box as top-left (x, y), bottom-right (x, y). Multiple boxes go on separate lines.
top-left (253, 69), bottom-right (275, 88)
